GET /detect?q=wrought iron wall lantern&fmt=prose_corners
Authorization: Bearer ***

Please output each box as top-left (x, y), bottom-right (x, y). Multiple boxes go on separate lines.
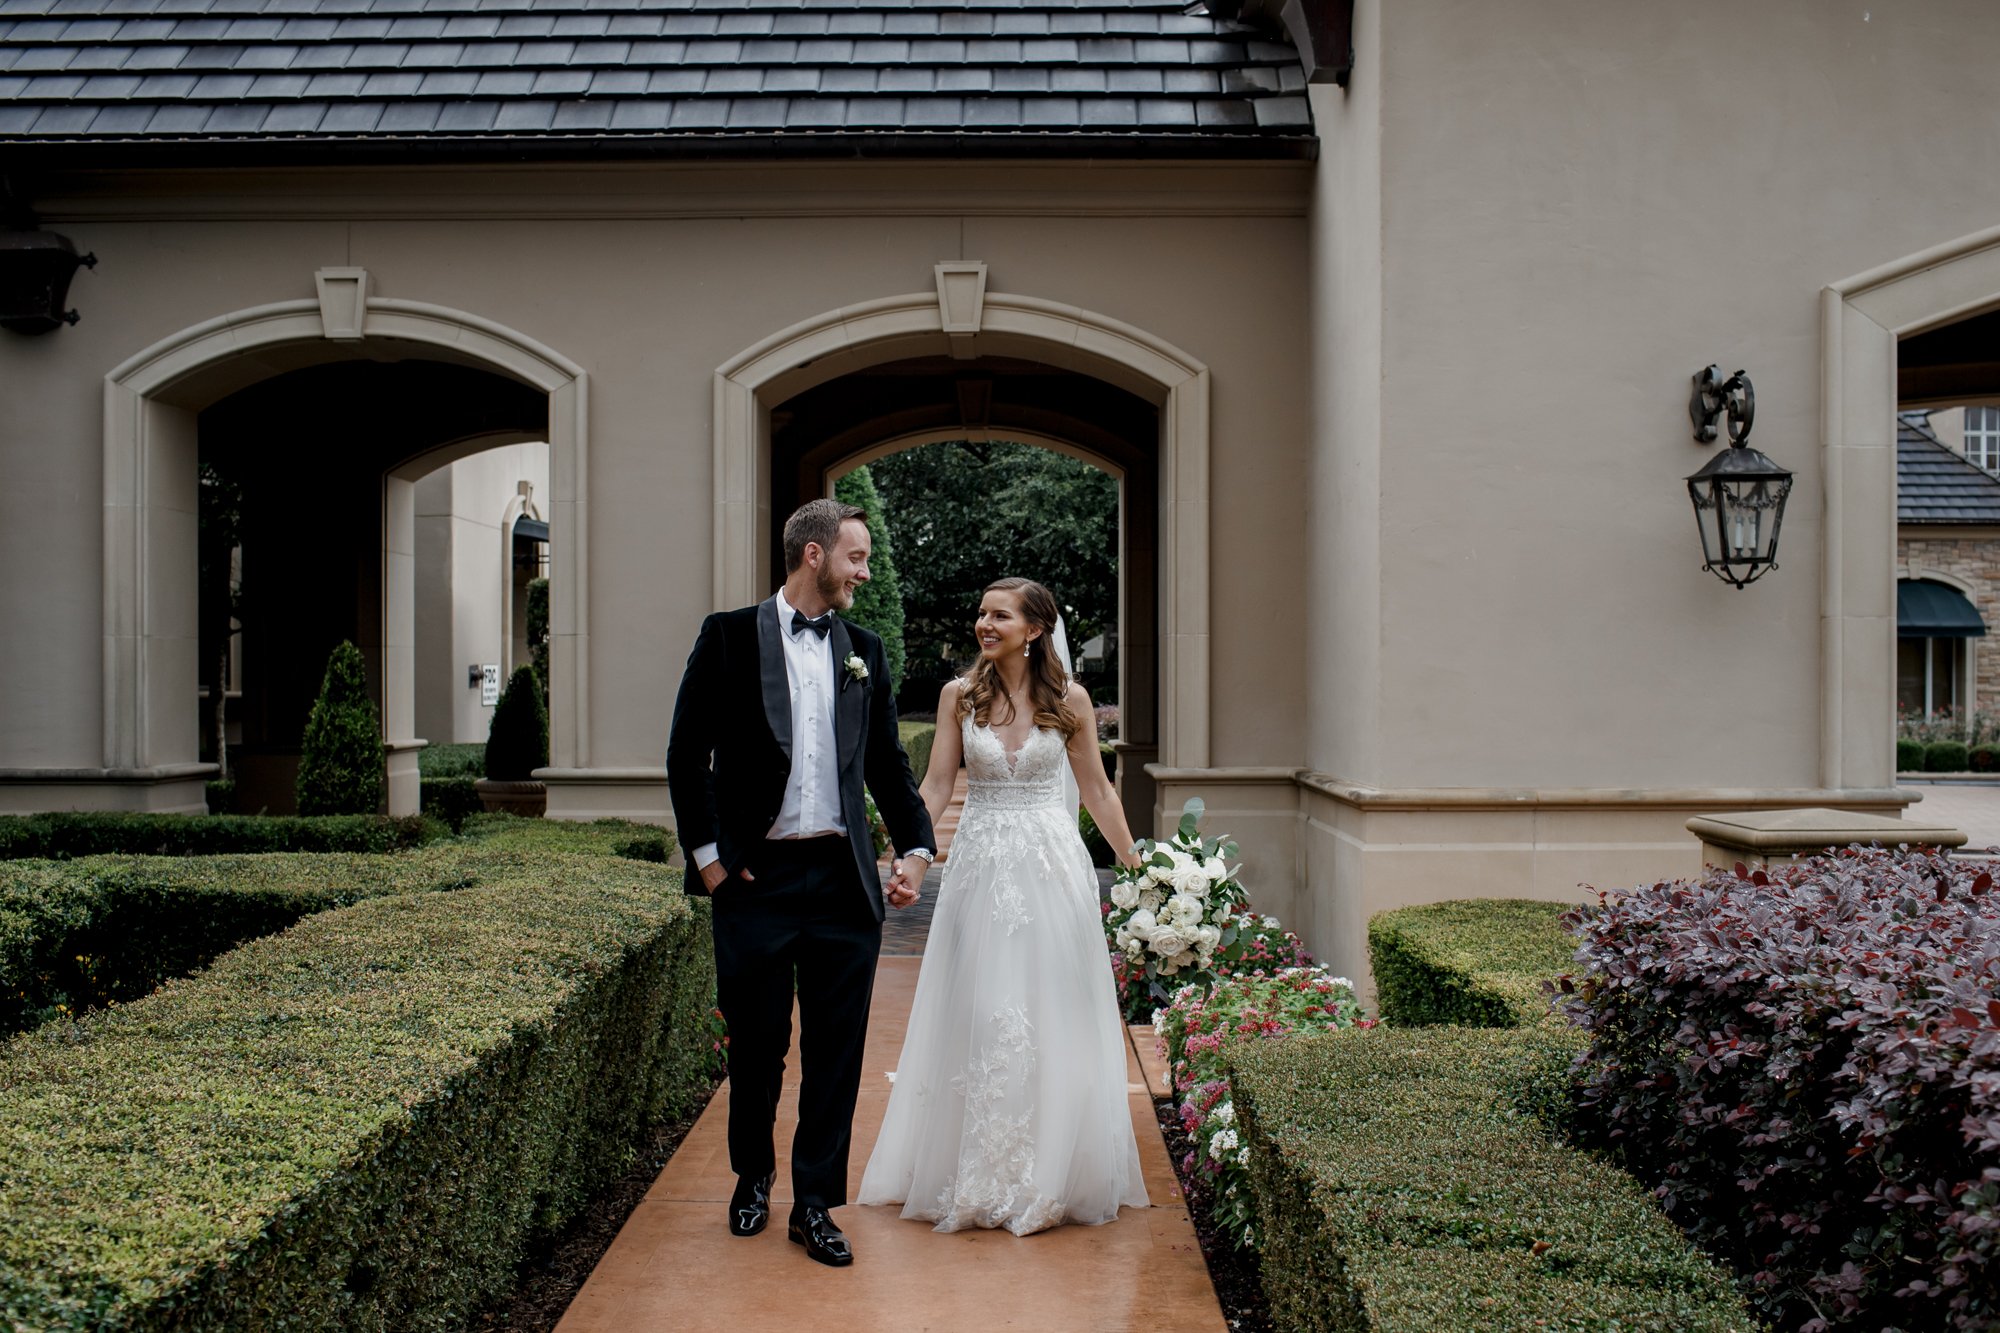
top-left (1685, 365), bottom-right (1793, 589)
top-left (0, 222), bottom-right (96, 335)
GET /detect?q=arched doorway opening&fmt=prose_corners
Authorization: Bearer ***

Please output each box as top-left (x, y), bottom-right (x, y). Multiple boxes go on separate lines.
top-left (197, 361), bottom-right (547, 811)
top-left (711, 270), bottom-right (1210, 838)
top-left (770, 355), bottom-right (1156, 832)
top-left (99, 282), bottom-right (588, 814)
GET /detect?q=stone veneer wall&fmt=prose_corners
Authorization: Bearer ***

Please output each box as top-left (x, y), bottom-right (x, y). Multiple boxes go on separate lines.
top-left (1898, 534), bottom-right (2000, 710)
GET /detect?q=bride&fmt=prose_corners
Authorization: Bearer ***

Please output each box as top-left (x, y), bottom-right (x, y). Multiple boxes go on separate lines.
top-left (858, 576), bottom-right (1151, 1235)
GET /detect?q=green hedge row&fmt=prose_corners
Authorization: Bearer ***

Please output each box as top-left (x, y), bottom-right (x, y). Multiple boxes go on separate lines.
top-left (1230, 1026), bottom-right (1757, 1333)
top-left (0, 851), bottom-right (477, 1037)
top-left (1366, 898), bottom-right (1574, 1027)
top-left (0, 812), bottom-right (441, 861)
top-left (0, 847), bottom-right (713, 1332)
top-left (899, 720), bottom-right (937, 785)
top-left (1895, 737), bottom-right (2000, 772)
top-left (456, 812), bottom-right (671, 862)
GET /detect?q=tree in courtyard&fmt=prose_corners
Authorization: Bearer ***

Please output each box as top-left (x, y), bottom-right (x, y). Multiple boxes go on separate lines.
top-left (833, 464), bottom-right (907, 689)
top-left (296, 640), bottom-right (385, 815)
top-left (868, 441), bottom-right (1118, 703)
top-left (526, 576), bottom-right (550, 708)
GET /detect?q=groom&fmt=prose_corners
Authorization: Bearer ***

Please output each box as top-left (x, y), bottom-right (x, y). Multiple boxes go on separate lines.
top-left (666, 498), bottom-right (935, 1268)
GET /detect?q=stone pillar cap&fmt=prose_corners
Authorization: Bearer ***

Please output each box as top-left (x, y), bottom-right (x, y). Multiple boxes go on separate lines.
top-left (1687, 806), bottom-right (1967, 852)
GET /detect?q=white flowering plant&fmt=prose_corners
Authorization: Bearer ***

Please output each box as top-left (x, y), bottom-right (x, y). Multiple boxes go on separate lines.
top-left (1103, 798), bottom-right (1246, 1015)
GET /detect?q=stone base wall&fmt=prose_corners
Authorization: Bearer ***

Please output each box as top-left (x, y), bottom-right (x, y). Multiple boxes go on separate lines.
top-left (1898, 536), bottom-right (2000, 712)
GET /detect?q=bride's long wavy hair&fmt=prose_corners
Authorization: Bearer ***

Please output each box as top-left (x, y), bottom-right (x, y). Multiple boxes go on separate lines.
top-left (957, 577), bottom-right (1083, 741)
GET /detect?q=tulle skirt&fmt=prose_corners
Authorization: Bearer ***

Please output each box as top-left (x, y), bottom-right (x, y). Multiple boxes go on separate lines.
top-left (858, 802), bottom-right (1150, 1235)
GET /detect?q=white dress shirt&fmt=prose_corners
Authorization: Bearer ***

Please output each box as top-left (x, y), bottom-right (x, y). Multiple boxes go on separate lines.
top-left (690, 594), bottom-right (930, 873)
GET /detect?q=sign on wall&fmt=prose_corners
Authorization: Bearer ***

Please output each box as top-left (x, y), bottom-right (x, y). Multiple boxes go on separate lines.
top-left (480, 664), bottom-right (500, 706)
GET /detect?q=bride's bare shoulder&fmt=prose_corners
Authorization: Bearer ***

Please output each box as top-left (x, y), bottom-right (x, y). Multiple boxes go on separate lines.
top-left (937, 678), bottom-right (965, 712)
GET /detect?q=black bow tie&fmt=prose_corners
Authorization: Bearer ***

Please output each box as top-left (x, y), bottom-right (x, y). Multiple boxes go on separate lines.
top-left (791, 610), bottom-right (832, 639)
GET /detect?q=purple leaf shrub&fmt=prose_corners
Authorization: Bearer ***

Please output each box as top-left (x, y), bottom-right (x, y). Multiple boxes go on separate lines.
top-left (1558, 846), bottom-right (2000, 1331)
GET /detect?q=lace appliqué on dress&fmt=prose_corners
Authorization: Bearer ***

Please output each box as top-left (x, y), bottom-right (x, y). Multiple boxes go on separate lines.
top-left (922, 1003), bottom-right (1068, 1235)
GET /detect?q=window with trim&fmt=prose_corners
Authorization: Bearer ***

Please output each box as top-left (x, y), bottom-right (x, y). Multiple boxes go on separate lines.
top-left (1966, 405), bottom-right (2000, 473)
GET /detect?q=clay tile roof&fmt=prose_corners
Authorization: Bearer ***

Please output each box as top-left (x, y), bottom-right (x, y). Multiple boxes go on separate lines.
top-left (1898, 411), bottom-right (2000, 526)
top-left (0, 0), bottom-right (1315, 160)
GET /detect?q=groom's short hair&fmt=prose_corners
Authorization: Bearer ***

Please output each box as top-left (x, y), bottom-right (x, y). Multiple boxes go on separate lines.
top-left (783, 498), bottom-right (867, 573)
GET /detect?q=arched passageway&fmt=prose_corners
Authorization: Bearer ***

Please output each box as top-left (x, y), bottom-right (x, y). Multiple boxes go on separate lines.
top-left (709, 270), bottom-right (1210, 838)
top-left (770, 355), bottom-right (1158, 832)
top-left (198, 359), bottom-right (545, 811)
top-left (94, 282), bottom-right (589, 815)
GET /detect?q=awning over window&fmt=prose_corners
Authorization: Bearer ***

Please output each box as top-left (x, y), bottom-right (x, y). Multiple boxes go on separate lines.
top-left (513, 516), bottom-right (549, 544)
top-left (1898, 580), bottom-right (1987, 638)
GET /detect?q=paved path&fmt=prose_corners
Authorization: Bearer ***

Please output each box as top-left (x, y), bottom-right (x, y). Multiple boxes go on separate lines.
top-left (1902, 780), bottom-right (2000, 855)
top-left (558, 784), bottom-right (1222, 1332)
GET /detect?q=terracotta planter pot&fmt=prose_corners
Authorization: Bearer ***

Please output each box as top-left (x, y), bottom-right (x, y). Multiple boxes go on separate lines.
top-left (473, 778), bottom-right (547, 817)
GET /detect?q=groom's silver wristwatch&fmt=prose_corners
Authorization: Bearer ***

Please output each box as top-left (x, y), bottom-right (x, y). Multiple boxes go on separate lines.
top-left (903, 847), bottom-right (932, 865)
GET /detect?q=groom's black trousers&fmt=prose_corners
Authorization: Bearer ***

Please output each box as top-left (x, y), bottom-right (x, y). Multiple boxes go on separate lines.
top-left (710, 834), bottom-right (881, 1211)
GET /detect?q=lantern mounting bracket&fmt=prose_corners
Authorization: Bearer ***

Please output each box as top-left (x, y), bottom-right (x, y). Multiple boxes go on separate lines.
top-left (1690, 365), bottom-right (1755, 445)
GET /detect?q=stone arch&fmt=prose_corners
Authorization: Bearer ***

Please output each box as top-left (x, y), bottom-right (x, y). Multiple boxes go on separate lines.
top-left (713, 276), bottom-right (1211, 772)
top-left (1825, 226), bottom-right (2000, 787)
top-left (102, 284), bottom-right (590, 803)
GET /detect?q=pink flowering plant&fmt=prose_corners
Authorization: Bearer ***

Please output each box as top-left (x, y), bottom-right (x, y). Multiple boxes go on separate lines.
top-left (1154, 968), bottom-right (1368, 1249)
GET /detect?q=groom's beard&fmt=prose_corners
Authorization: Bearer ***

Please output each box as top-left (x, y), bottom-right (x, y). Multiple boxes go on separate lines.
top-left (819, 564), bottom-right (853, 611)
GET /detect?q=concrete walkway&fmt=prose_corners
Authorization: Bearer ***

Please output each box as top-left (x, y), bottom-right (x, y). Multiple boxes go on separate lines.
top-left (1902, 780), bottom-right (2000, 854)
top-left (555, 898), bottom-right (1224, 1331)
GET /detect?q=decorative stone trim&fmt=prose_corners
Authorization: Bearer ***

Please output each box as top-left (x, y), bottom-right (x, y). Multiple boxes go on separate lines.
top-left (313, 267), bottom-right (368, 340)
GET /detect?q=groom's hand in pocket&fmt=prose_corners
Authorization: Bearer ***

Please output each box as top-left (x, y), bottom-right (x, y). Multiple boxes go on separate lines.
top-left (699, 861), bottom-right (753, 893)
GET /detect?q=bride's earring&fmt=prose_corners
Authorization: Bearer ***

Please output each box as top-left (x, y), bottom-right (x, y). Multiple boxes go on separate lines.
top-left (1023, 644), bottom-right (1031, 658)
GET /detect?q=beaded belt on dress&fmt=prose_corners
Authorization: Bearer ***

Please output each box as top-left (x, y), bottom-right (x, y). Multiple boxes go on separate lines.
top-left (964, 779), bottom-right (1067, 811)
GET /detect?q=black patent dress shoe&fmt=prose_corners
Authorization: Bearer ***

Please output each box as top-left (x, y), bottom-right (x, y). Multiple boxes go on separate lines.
top-left (787, 1205), bottom-right (853, 1267)
top-left (728, 1173), bottom-right (774, 1237)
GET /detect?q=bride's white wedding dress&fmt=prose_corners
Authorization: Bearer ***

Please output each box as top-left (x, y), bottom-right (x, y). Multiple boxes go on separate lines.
top-left (858, 716), bottom-right (1150, 1235)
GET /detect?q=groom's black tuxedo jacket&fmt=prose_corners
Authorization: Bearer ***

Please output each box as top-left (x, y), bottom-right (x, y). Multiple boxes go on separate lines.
top-left (666, 597), bottom-right (934, 922)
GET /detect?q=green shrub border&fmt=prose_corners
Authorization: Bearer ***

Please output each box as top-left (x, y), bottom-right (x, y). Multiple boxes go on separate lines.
top-left (0, 813), bottom-right (440, 862)
top-left (0, 851), bottom-right (478, 1037)
top-left (1367, 898), bottom-right (1574, 1027)
top-left (899, 720), bottom-right (937, 785)
top-left (1230, 1026), bottom-right (1757, 1333)
top-left (0, 846), bottom-right (712, 1332)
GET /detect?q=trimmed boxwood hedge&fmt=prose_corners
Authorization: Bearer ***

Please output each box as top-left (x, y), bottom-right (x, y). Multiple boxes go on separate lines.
top-left (1897, 737), bottom-right (1925, 772)
top-left (0, 847), bottom-right (713, 1332)
top-left (0, 812), bottom-right (440, 862)
top-left (1230, 1026), bottom-right (1757, 1333)
top-left (1367, 898), bottom-right (1574, 1027)
top-left (455, 812), bottom-right (671, 862)
top-left (1926, 738), bottom-right (1971, 772)
top-left (0, 851), bottom-right (479, 1037)
top-left (899, 720), bottom-right (938, 785)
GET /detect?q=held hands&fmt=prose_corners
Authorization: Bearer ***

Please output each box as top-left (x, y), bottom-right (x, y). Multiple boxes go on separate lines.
top-left (886, 854), bottom-right (929, 909)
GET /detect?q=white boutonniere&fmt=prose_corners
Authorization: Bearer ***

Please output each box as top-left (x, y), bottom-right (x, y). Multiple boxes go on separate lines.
top-left (844, 653), bottom-right (869, 684)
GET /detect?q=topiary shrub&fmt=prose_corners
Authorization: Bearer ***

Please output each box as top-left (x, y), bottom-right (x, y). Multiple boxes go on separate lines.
top-left (1559, 848), bottom-right (2000, 1330)
top-left (296, 640), bottom-right (385, 816)
top-left (484, 665), bottom-right (548, 782)
top-left (1926, 738), bottom-right (1971, 772)
top-left (1898, 737), bottom-right (1927, 771)
top-left (1972, 743), bottom-right (2000, 774)
top-left (1367, 899), bottom-right (1574, 1027)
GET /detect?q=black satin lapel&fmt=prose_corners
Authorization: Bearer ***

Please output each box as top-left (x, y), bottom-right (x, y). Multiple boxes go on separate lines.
top-left (757, 598), bottom-right (791, 762)
top-left (831, 617), bottom-right (864, 772)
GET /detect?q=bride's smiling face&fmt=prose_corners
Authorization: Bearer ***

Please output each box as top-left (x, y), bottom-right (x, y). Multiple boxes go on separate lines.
top-left (975, 590), bottom-right (1042, 664)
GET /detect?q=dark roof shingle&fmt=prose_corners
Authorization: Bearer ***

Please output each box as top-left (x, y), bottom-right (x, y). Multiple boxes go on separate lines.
top-left (0, 0), bottom-right (1314, 158)
top-left (1899, 412), bottom-right (2000, 526)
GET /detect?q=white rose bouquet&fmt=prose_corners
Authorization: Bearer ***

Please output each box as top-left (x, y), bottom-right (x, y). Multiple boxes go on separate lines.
top-left (1104, 797), bottom-right (1246, 1011)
